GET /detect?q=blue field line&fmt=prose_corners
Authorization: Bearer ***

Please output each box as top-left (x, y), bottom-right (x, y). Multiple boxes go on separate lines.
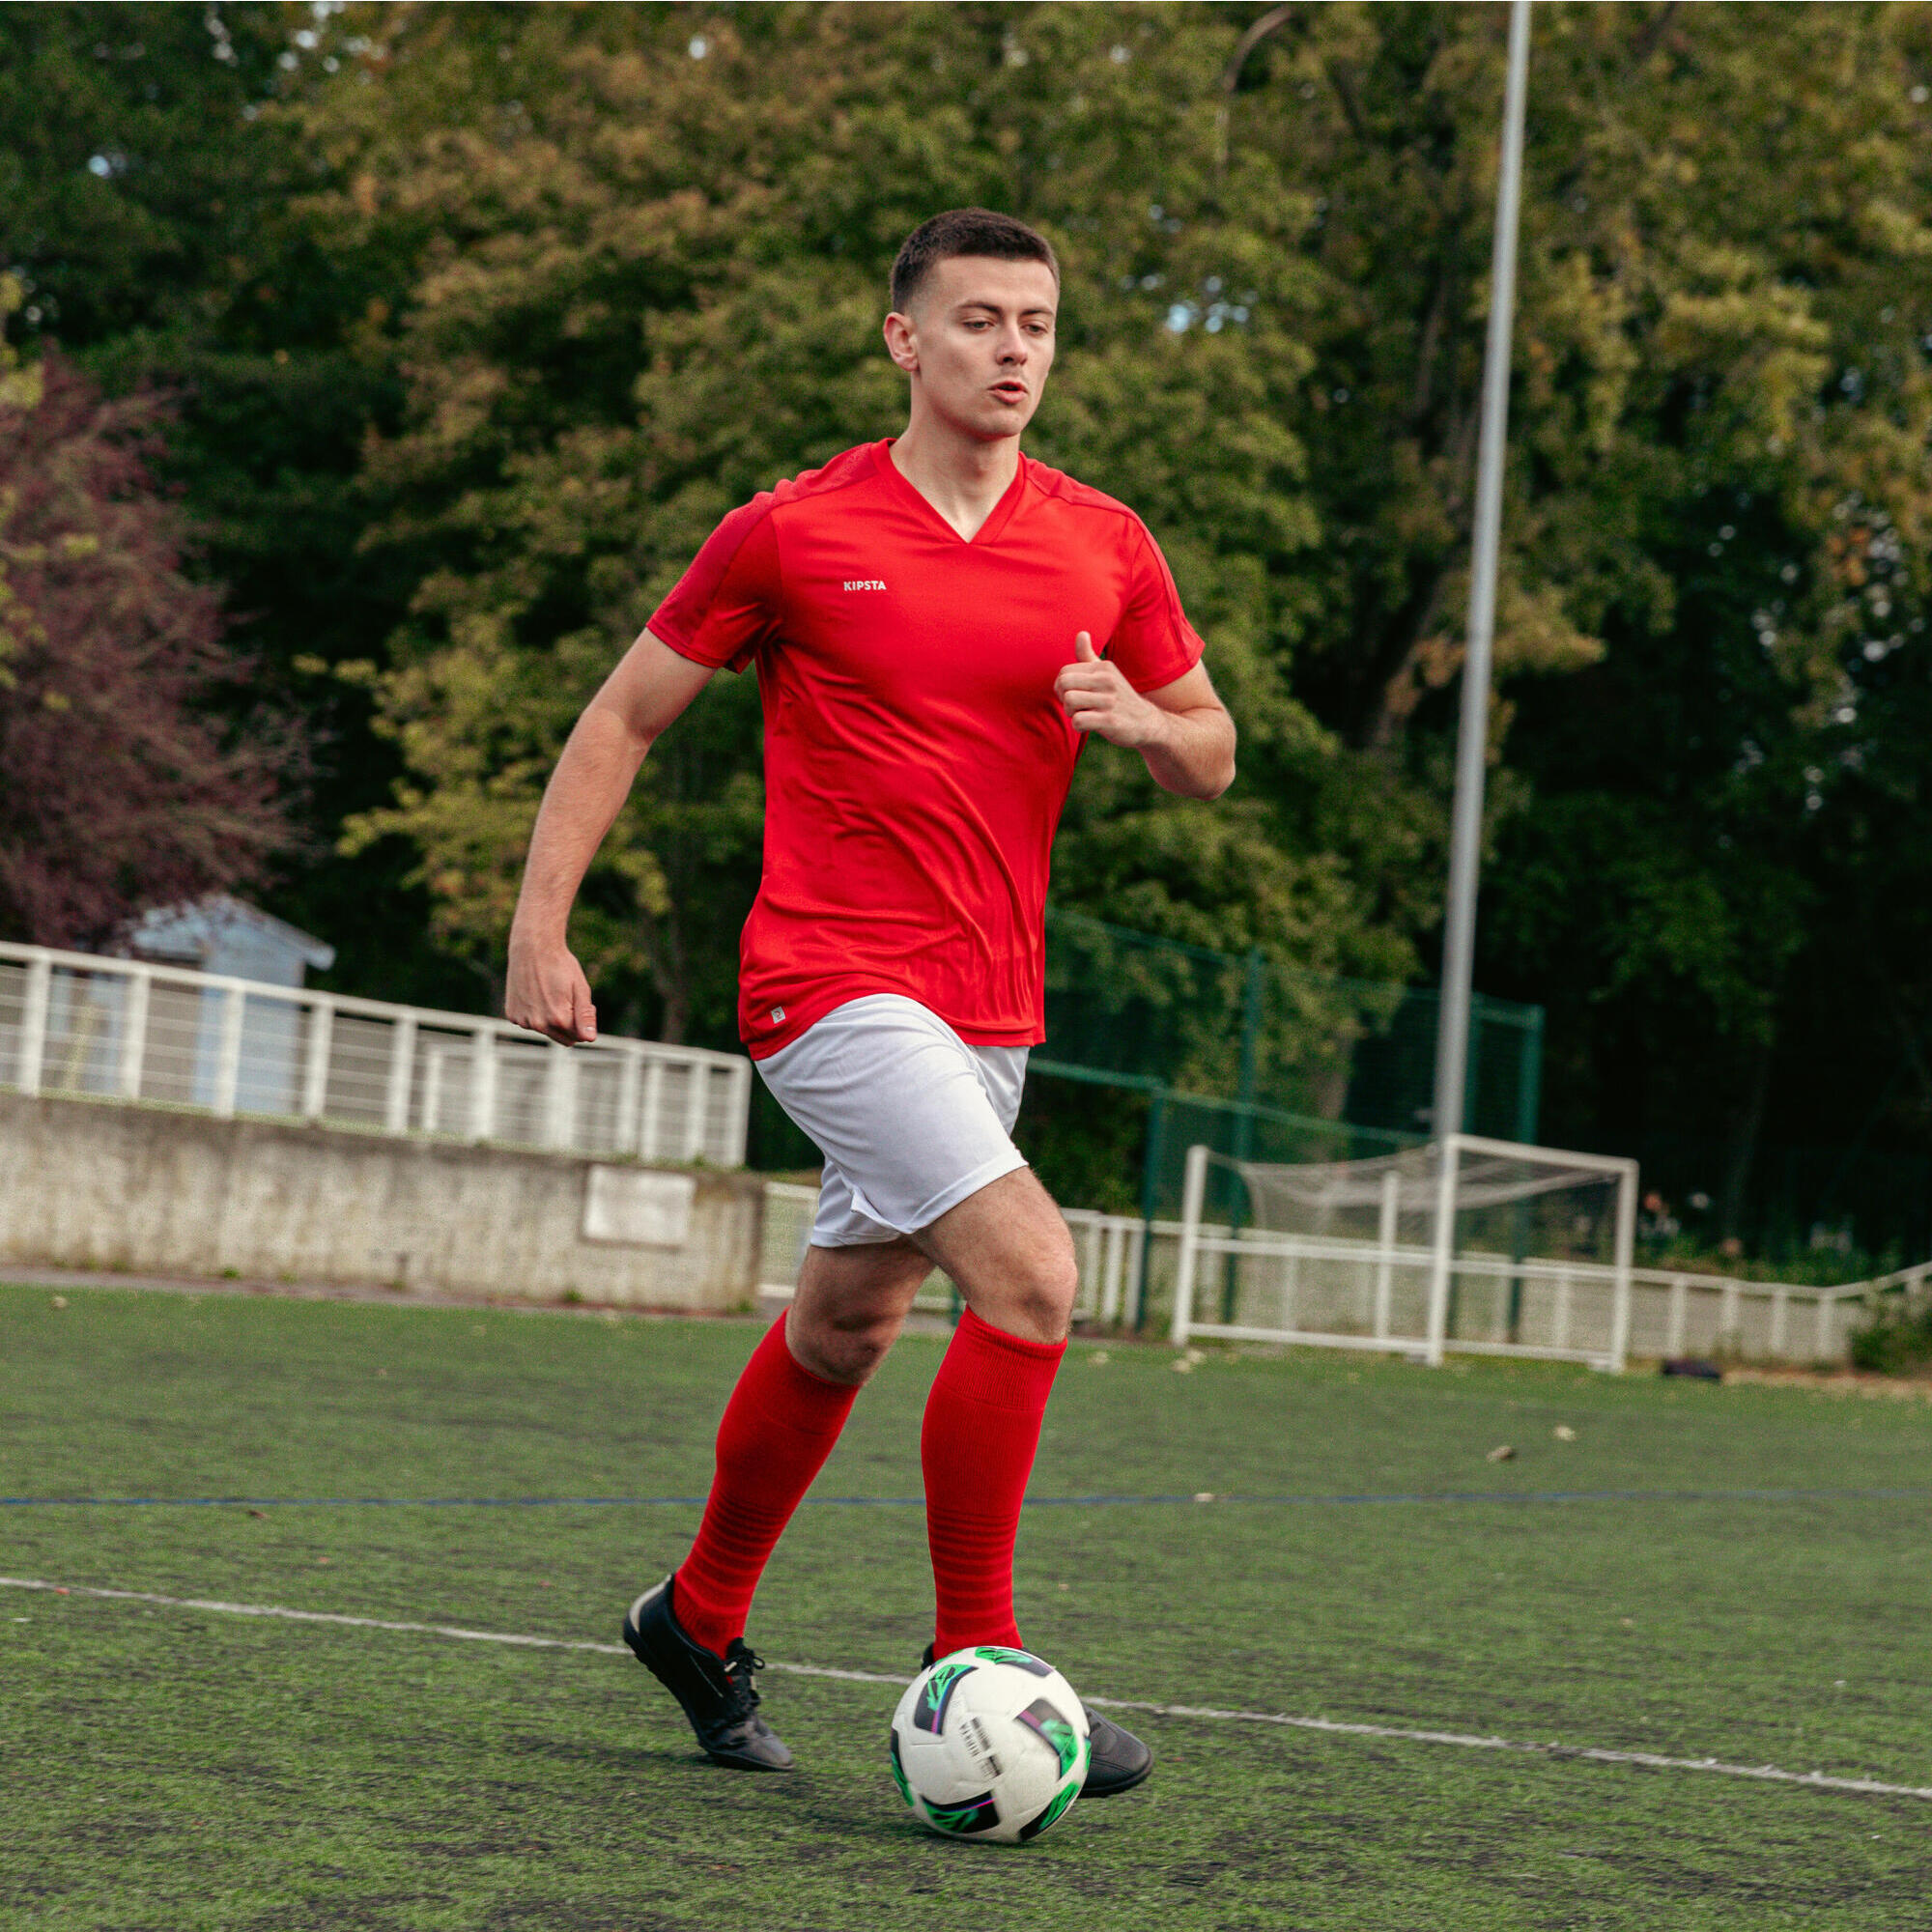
top-left (5, 1486), bottom-right (1931, 1509)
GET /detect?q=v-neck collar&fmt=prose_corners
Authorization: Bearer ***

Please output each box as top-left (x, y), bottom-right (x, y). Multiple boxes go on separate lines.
top-left (875, 439), bottom-right (1029, 548)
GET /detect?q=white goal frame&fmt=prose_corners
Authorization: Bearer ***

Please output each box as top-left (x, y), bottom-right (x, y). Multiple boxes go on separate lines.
top-left (1170, 1133), bottom-right (1639, 1372)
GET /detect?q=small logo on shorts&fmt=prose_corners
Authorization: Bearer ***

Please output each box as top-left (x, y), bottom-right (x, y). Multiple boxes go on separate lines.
top-left (843, 579), bottom-right (887, 591)
top-left (770, 1006), bottom-right (785, 1024)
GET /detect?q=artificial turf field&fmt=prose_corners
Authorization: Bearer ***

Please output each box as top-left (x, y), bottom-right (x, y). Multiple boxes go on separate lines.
top-left (3, 1281), bottom-right (1930, 1931)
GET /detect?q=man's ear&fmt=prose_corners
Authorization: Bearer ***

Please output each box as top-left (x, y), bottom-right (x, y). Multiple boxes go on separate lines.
top-left (883, 310), bottom-right (919, 374)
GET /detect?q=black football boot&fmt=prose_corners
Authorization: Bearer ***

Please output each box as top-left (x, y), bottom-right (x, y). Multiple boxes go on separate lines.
top-left (921, 1643), bottom-right (1152, 1796)
top-left (623, 1576), bottom-right (794, 1771)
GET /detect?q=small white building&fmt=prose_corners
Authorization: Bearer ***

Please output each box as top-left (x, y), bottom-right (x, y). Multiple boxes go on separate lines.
top-left (114, 896), bottom-right (335, 1112)
top-left (124, 895), bottom-right (335, 989)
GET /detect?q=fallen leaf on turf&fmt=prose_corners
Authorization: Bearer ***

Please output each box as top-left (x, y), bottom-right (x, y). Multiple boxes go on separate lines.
top-left (49, 1295), bottom-right (67, 1311)
top-left (1553, 1425), bottom-right (1577, 1441)
top-left (247, 1508), bottom-right (267, 1520)
top-left (1089, 1351), bottom-right (1109, 1367)
top-left (1171, 1357), bottom-right (1195, 1374)
top-left (1487, 1444), bottom-right (1516, 1463)
top-left (317, 1556), bottom-right (330, 1565)
top-left (1193, 1492), bottom-right (1216, 1503)
top-left (1184, 1348), bottom-right (1208, 1365)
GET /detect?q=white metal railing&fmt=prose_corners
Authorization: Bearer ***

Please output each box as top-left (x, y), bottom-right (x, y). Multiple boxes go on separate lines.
top-left (1170, 1233), bottom-right (1883, 1370)
top-left (1164, 1135), bottom-right (1932, 1370)
top-left (0, 940), bottom-right (752, 1168)
top-left (1062, 1208), bottom-right (1144, 1324)
top-left (1623, 1263), bottom-right (1878, 1365)
top-left (1171, 1230), bottom-right (1914, 1373)
top-left (757, 1170), bottom-right (1916, 1367)
top-left (1861, 1261), bottom-right (1932, 1300)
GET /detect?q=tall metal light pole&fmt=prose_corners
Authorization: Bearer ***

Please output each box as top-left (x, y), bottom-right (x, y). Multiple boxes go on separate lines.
top-left (1432, 0), bottom-right (1532, 1143)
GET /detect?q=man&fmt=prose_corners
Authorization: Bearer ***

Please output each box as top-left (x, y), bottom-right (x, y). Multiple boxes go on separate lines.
top-left (505, 209), bottom-right (1235, 1795)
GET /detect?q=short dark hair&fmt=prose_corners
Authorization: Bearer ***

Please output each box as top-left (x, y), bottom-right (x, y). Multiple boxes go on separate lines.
top-left (890, 208), bottom-right (1060, 314)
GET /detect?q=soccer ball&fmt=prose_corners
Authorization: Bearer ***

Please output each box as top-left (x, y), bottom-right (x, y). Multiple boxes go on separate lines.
top-left (888, 1646), bottom-right (1090, 1845)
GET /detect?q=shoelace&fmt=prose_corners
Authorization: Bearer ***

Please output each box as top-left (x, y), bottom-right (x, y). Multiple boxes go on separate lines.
top-left (721, 1644), bottom-right (766, 1715)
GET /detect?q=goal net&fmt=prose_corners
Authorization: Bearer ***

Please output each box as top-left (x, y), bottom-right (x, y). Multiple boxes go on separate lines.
top-left (1170, 1133), bottom-right (1638, 1370)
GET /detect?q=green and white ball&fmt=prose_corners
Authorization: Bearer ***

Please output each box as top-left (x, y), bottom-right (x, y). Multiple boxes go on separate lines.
top-left (888, 1646), bottom-right (1090, 1845)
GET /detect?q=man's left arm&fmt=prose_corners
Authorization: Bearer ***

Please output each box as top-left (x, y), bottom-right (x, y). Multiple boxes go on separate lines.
top-left (1053, 631), bottom-right (1236, 800)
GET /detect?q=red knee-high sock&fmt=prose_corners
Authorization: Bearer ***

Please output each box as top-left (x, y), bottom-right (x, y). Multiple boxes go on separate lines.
top-left (673, 1313), bottom-right (859, 1658)
top-left (922, 1306), bottom-right (1066, 1657)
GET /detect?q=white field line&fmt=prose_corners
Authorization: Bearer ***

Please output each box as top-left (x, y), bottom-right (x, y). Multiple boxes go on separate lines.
top-left (0, 1576), bottom-right (910, 1684)
top-left (6, 1575), bottom-right (1928, 1804)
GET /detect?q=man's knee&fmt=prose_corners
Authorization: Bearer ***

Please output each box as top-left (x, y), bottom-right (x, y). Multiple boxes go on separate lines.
top-left (787, 1302), bottom-right (901, 1386)
top-left (976, 1221), bottom-right (1079, 1340)
top-left (919, 1170), bottom-right (1082, 1342)
top-left (1004, 1247), bottom-right (1080, 1338)
top-left (787, 1239), bottom-right (928, 1385)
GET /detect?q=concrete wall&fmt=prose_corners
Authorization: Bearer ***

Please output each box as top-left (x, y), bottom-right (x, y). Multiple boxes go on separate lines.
top-left (0, 1092), bottom-right (763, 1310)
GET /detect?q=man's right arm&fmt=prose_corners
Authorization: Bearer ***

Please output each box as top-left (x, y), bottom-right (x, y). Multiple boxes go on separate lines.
top-left (504, 629), bottom-right (715, 1044)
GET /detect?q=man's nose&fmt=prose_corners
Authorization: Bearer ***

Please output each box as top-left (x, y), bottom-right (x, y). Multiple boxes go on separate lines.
top-left (997, 327), bottom-right (1029, 363)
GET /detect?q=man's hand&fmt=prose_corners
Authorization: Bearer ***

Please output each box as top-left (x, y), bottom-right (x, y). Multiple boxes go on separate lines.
top-left (505, 935), bottom-right (598, 1045)
top-left (1054, 632), bottom-right (1164, 749)
top-left (501, 630), bottom-right (713, 1045)
top-left (1054, 630), bottom-right (1236, 799)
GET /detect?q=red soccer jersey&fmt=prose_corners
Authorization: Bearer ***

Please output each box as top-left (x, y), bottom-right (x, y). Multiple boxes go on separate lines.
top-left (647, 439), bottom-right (1205, 1059)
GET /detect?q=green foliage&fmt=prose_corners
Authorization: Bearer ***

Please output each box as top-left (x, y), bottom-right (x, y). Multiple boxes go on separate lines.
top-left (1848, 1292), bottom-right (1932, 1374)
top-left (0, 3), bottom-right (292, 347)
top-left (1462, 4), bottom-right (1932, 1217)
top-left (1636, 1236), bottom-right (1899, 1291)
top-left (1013, 1073), bottom-right (1153, 1217)
top-left (1037, 907), bottom-right (1539, 1146)
top-left (0, 1), bottom-right (470, 1004)
top-left (303, 4), bottom-right (1397, 1042)
top-left (6, 4), bottom-right (1932, 1236)
top-left (306, 2), bottom-right (1932, 1183)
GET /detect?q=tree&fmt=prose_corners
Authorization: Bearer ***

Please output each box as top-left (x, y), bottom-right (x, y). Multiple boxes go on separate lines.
top-left (305, 3), bottom-right (1932, 1229)
top-left (0, 320), bottom-right (291, 946)
top-left (312, 3), bottom-right (1411, 1048)
top-left (1455, 3), bottom-right (1932, 1236)
top-left (0, 1), bottom-right (460, 1005)
top-left (1193, 2), bottom-right (1932, 1236)
top-left (14, 0), bottom-right (1931, 1245)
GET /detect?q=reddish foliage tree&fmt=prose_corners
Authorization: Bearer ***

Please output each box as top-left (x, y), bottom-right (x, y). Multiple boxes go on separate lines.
top-left (0, 352), bottom-right (293, 948)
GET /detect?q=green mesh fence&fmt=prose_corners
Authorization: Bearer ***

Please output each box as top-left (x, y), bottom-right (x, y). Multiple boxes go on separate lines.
top-left (1024, 911), bottom-right (1546, 1320)
top-left (1040, 908), bottom-right (1543, 1151)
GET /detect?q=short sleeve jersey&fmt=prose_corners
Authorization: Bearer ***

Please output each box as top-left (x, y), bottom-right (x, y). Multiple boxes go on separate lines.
top-left (648, 439), bottom-right (1205, 1059)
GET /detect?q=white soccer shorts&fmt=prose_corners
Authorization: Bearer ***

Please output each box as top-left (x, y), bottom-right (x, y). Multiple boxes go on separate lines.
top-left (754, 994), bottom-right (1029, 1246)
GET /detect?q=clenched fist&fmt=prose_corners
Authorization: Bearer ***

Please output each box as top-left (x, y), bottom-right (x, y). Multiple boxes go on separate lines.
top-left (1054, 631), bottom-right (1165, 750)
top-left (505, 934), bottom-right (598, 1045)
